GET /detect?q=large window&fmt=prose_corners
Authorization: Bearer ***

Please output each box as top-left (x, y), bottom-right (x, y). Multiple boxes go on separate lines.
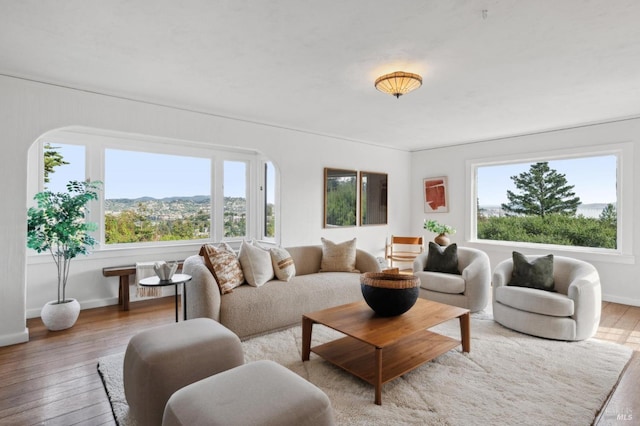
top-left (30, 131), bottom-right (278, 249)
top-left (104, 149), bottom-right (211, 244)
top-left (473, 153), bottom-right (618, 250)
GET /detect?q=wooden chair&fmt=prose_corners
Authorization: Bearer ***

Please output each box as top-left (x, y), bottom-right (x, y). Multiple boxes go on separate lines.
top-left (385, 236), bottom-right (424, 269)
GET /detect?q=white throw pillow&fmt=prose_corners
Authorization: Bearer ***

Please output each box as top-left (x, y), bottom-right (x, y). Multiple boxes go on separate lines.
top-left (269, 246), bottom-right (296, 281)
top-left (319, 237), bottom-right (359, 272)
top-left (238, 240), bottom-right (275, 286)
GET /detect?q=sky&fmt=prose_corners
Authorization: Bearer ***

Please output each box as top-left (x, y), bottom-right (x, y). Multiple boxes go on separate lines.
top-left (477, 155), bottom-right (617, 206)
top-left (47, 143), bottom-right (615, 206)
top-left (46, 144), bottom-right (269, 200)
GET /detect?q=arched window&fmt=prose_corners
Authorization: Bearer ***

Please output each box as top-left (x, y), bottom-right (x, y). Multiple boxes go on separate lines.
top-left (28, 128), bottom-right (278, 251)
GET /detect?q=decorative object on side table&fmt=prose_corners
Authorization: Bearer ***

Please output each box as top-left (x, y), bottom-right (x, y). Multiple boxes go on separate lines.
top-left (423, 219), bottom-right (456, 246)
top-left (360, 272), bottom-right (420, 316)
top-left (27, 180), bottom-right (101, 331)
top-left (154, 261), bottom-right (178, 281)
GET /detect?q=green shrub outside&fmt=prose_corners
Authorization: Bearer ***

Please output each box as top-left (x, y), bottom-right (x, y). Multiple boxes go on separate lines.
top-left (477, 214), bottom-right (617, 249)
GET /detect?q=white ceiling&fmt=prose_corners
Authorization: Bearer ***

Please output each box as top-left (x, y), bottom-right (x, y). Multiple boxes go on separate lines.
top-left (2, 1), bottom-right (640, 151)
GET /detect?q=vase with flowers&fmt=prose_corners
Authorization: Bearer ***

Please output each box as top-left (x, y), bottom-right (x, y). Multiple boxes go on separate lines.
top-left (423, 219), bottom-right (456, 246)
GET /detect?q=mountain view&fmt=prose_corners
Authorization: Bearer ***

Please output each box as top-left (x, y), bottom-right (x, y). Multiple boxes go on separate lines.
top-left (104, 196), bottom-right (253, 243)
top-left (479, 203), bottom-right (610, 219)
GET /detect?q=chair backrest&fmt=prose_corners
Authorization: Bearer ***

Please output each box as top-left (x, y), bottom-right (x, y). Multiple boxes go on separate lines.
top-left (391, 236), bottom-right (423, 246)
top-left (386, 235), bottom-right (424, 268)
top-left (493, 254), bottom-right (599, 296)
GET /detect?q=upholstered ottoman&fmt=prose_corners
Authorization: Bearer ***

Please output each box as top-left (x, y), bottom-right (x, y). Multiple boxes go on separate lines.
top-left (124, 318), bottom-right (244, 426)
top-left (162, 360), bottom-right (335, 426)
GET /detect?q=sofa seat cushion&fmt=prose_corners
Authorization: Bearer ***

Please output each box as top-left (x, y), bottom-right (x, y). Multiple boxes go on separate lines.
top-left (414, 270), bottom-right (465, 294)
top-left (219, 272), bottom-right (363, 339)
top-left (495, 286), bottom-right (574, 317)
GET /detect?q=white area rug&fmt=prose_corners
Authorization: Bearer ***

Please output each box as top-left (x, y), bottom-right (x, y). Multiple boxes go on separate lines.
top-left (98, 313), bottom-right (632, 426)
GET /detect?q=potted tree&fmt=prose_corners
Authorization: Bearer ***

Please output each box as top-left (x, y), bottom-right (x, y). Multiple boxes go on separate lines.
top-left (27, 180), bottom-right (101, 330)
top-left (423, 219), bottom-right (456, 246)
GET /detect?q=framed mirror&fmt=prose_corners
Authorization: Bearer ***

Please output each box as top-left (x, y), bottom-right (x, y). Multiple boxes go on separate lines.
top-left (324, 168), bottom-right (357, 227)
top-left (360, 171), bottom-right (388, 225)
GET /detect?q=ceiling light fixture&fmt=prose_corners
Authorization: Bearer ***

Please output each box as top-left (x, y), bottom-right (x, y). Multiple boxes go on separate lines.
top-left (374, 71), bottom-right (422, 98)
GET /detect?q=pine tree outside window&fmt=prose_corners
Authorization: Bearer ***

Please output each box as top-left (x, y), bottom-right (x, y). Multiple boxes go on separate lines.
top-left (473, 154), bottom-right (618, 250)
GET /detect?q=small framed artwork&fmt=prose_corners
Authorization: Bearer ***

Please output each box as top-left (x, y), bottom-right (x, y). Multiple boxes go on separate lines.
top-left (423, 176), bottom-right (449, 213)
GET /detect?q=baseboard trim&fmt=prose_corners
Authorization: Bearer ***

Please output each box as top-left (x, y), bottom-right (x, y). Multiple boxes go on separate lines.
top-left (0, 328), bottom-right (29, 347)
top-left (26, 297), bottom-right (120, 319)
top-left (602, 294), bottom-right (640, 308)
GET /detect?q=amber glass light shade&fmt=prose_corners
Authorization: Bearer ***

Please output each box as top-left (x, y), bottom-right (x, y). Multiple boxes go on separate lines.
top-left (374, 71), bottom-right (422, 98)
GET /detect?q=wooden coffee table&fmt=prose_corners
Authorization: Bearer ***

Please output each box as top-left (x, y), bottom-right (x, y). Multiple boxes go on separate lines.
top-left (302, 298), bottom-right (470, 405)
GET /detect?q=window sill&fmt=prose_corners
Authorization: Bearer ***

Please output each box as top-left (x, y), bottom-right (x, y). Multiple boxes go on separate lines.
top-left (26, 241), bottom-right (206, 266)
top-left (466, 239), bottom-right (635, 265)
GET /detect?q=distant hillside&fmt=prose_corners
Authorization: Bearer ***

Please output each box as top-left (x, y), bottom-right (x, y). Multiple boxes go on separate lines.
top-left (106, 195), bottom-right (211, 204)
top-left (104, 195), bottom-right (252, 218)
top-left (479, 202), bottom-right (614, 218)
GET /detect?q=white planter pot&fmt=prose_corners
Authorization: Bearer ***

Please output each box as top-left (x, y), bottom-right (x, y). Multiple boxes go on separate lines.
top-left (41, 298), bottom-right (81, 331)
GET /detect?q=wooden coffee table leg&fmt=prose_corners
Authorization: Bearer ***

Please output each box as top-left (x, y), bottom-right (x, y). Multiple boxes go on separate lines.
top-left (302, 316), bottom-right (313, 361)
top-left (375, 347), bottom-right (382, 405)
top-left (460, 312), bottom-right (471, 353)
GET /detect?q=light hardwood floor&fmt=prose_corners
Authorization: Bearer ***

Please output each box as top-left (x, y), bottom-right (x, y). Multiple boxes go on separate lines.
top-left (0, 298), bottom-right (637, 425)
top-left (593, 302), bottom-right (639, 425)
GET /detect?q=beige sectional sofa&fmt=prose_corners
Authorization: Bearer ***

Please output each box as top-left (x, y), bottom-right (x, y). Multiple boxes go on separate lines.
top-left (183, 245), bottom-right (380, 339)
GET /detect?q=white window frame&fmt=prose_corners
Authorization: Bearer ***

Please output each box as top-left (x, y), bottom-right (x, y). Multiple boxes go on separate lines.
top-left (466, 142), bottom-right (634, 263)
top-left (220, 157), bottom-right (251, 241)
top-left (258, 159), bottom-right (278, 242)
top-left (27, 128), bottom-right (279, 258)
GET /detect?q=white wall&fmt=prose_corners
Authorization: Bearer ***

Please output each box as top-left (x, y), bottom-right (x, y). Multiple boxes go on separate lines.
top-left (1, 75), bottom-right (412, 346)
top-left (5, 74), bottom-right (637, 347)
top-left (411, 120), bottom-right (640, 306)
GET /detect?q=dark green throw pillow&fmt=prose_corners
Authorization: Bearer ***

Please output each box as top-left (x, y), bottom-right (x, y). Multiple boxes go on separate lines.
top-left (508, 251), bottom-right (555, 292)
top-left (425, 242), bottom-right (460, 275)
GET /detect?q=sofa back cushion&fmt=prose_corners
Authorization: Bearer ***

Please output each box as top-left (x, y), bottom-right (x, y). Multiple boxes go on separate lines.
top-left (285, 246), bottom-right (323, 276)
top-left (285, 245), bottom-right (380, 277)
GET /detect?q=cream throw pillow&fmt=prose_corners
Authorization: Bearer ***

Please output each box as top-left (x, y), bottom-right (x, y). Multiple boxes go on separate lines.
top-left (269, 246), bottom-right (296, 281)
top-left (319, 237), bottom-right (359, 272)
top-left (238, 240), bottom-right (275, 287)
top-left (199, 243), bottom-right (244, 294)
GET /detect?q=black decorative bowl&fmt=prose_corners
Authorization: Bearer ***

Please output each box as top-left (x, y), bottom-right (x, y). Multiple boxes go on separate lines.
top-left (360, 272), bottom-right (420, 317)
